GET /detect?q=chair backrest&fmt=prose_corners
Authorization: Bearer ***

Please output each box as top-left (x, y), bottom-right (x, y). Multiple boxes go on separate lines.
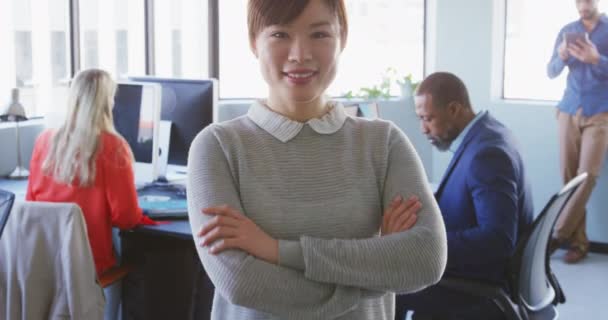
top-left (0, 189), bottom-right (15, 239)
top-left (508, 173), bottom-right (587, 312)
top-left (0, 201), bottom-right (104, 320)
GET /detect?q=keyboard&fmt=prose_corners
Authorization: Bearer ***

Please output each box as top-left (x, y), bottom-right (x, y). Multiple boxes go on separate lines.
top-left (137, 182), bottom-right (188, 219)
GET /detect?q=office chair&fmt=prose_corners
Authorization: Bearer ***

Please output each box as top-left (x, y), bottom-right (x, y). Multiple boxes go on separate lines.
top-left (437, 172), bottom-right (588, 320)
top-left (0, 189), bottom-right (15, 239)
top-left (0, 201), bottom-right (110, 319)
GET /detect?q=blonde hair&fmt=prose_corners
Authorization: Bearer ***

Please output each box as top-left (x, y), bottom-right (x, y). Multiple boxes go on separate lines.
top-left (43, 69), bottom-right (120, 186)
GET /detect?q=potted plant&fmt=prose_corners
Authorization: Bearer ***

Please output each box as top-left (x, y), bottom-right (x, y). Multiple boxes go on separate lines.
top-left (396, 74), bottom-right (419, 100)
top-left (340, 68), bottom-right (419, 101)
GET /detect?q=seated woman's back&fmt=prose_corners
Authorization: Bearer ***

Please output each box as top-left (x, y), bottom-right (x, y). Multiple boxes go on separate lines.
top-left (25, 69), bottom-right (145, 276)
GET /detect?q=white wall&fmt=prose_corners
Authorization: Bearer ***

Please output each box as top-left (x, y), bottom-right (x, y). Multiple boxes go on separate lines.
top-left (0, 120), bottom-right (44, 176)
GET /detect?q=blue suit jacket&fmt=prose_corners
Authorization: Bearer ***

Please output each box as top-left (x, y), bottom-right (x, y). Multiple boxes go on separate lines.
top-left (435, 112), bottom-right (534, 284)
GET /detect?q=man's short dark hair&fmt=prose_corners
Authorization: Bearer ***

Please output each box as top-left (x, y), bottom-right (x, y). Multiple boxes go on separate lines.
top-left (415, 72), bottom-right (472, 110)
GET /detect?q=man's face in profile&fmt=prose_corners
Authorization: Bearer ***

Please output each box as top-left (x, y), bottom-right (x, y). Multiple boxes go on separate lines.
top-left (576, 0), bottom-right (599, 20)
top-left (415, 94), bottom-right (460, 152)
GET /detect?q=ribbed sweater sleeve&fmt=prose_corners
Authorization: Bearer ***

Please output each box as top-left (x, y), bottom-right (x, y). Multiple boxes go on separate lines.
top-left (187, 127), bottom-right (363, 319)
top-left (278, 126), bottom-right (447, 293)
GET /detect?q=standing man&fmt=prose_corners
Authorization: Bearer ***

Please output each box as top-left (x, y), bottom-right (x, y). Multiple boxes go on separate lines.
top-left (396, 72), bottom-right (534, 320)
top-left (547, 0), bottom-right (608, 263)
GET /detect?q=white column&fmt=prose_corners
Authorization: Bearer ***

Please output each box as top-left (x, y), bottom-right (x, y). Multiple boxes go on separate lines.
top-left (127, 0), bottom-right (146, 76)
top-left (98, 0), bottom-right (117, 75)
top-left (154, 0), bottom-right (174, 76)
top-left (181, 0), bottom-right (208, 78)
top-left (0, 0), bottom-right (17, 102)
top-left (30, 0), bottom-right (53, 116)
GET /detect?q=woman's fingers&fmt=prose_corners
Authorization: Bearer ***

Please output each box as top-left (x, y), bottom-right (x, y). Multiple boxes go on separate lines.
top-left (382, 195), bottom-right (403, 232)
top-left (382, 195), bottom-right (400, 230)
top-left (384, 195), bottom-right (401, 216)
top-left (202, 205), bottom-right (244, 219)
top-left (198, 214), bottom-right (240, 237)
top-left (394, 201), bottom-right (420, 232)
top-left (388, 196), bottom-right (417, 228)
top-left (385, 196), bottom-right (403, 228)
top-left (383, 196), bottom-right (421, 234)
top-left (397, 211), bottom-right (418, 232)
top-left (208, 238), bottom-right (240, 254)
top-left (200, 224), bottom-right (240, 246)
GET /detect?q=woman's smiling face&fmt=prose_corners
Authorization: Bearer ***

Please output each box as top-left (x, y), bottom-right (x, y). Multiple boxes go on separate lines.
top-left (251, 0), bottom-right (344, 106)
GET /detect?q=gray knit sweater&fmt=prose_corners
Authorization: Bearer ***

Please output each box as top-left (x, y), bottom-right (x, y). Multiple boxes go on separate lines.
top-left (187, 101), bottom-right (447, 320)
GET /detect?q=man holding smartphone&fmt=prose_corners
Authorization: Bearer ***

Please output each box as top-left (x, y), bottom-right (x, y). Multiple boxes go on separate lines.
top-left (547, 0), bottom-right (608, 264)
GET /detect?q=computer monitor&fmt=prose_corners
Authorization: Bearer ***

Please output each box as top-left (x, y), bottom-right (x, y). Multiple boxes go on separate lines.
top-left (128, 77), bottom-right (218, 178)
top-left (112, 82), bottom-right (162, 182)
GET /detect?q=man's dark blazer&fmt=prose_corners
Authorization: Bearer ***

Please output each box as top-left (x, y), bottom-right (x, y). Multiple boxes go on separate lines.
top-left (395, 112), bottom-right (534, 319)
top-left (435, 111), bottom-right (534, 284)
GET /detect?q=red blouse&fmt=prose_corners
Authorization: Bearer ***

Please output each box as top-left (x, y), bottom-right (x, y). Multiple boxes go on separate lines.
top-left (26, 130), bottom-right (145, 275)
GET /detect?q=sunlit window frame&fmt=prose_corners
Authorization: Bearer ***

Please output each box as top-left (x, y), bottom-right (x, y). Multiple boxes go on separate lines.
top-left (501, 0), bottom-right (557, 102)
top-left (500, 0), bottom-right (608, 102)
top-left (3, 0), bottom-right (429, 111)
top-left (216, 0), bottom-right (428, 100)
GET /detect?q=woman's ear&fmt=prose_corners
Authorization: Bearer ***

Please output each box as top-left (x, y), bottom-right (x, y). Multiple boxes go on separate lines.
top-left (339, 34), bottom-right (347, 52)
top-left (250, 38), bottom-right (259, 58)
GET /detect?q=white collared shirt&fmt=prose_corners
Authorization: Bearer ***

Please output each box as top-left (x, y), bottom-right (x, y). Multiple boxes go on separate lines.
top-left (246, 100), bottom-right (348, 143)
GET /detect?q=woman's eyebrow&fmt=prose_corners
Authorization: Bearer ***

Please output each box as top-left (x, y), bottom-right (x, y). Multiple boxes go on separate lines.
top-left (309, 21), bottom-right (332, 28)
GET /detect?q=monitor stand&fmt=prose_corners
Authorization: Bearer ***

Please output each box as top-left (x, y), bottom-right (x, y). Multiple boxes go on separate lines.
top-left (155, 120), bottom-right (172, 181)
top-left (138, 176), bottom-right (186, 198)
top-left (137, 120), bottom-right (185, 194)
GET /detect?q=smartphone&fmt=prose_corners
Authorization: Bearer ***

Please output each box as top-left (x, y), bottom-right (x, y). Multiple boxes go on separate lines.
top-left (564, 32), bottom-right (588, 46)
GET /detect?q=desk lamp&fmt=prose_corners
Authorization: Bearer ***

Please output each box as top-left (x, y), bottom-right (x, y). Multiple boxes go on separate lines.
top-left (1, 88), bottom-right (29, 179)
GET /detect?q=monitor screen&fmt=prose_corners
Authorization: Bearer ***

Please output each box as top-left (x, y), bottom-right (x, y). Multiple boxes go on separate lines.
top-left (112, 82), bottom-right (161, 181)
top-left (129, 77), bottom-right (218, 167)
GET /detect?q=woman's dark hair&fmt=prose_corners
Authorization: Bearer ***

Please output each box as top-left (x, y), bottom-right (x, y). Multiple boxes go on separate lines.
top-left (247, 0), bottom-right (348, 47)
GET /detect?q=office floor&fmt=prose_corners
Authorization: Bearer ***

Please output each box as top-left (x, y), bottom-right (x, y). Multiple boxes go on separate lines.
top-left (552, 250), bottom-right (608, 319)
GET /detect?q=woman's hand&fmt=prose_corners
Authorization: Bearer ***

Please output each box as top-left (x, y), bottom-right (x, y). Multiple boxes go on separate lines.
top-left (381, 195), bottom-right (421, 235)
top-left (138, 215), bottom-right (170, 225)
top-left (198, 205), bottom-right (279, 264)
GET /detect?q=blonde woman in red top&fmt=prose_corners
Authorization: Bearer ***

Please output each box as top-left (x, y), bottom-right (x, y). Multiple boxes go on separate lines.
top-left (26, 70), bottom-right (156, 317)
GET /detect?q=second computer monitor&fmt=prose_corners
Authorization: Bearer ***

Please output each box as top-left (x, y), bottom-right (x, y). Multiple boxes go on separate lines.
top-left (129, 77), bottom-right (218, 167)
top-left (112, 82), bottom-right (162, 182)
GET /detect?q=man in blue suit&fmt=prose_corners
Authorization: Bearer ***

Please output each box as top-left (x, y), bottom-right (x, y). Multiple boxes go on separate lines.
top-left (396, 72), bottom-right (534, 320)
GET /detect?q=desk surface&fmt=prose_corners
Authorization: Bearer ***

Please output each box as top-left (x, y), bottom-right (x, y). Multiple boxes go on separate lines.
top-left (0, 178), bottom-right (27, 200)
top-left (0, 178), bottom-right (193, 238)
top-left (130, 221), bottom-right (192, 239)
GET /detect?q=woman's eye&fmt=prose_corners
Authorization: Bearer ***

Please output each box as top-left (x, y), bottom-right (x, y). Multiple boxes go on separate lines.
top-left (271, 32), bottom-right (288, 39)
top-left (312, 32), bottom-right (330, 39)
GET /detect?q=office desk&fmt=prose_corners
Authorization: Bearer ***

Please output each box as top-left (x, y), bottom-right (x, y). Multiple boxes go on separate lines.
top-left (131, 220), bottom-right (192, 239)
top-left (0, 178), bottom-right (214, 320)
top-left (0, 179), bottom-right (27, 200)
top-left (121, 221), bottom-right (214, 320)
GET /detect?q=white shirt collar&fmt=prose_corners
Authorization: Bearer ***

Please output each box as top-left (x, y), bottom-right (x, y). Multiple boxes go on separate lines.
top-left (449, 110), bottom-right (486, 153)
top-left (247, 100), bottom-right (348, 143)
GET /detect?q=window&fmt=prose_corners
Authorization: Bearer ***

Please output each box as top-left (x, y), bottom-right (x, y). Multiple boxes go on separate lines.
top-left (218, 0), bottom-right (425, 99)
top-left (79, 0), bottom-right (146, 79)
top-left (0, 0), bottom-right (71, 117)
top-left (504, 0), bottom-right (608, 101)
top-left (153, 0), bottom-right (210, 79)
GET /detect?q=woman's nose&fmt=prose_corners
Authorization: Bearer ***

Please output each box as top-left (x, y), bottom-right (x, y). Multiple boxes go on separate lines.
top-left (288, 38), bottom-right (312, 63)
